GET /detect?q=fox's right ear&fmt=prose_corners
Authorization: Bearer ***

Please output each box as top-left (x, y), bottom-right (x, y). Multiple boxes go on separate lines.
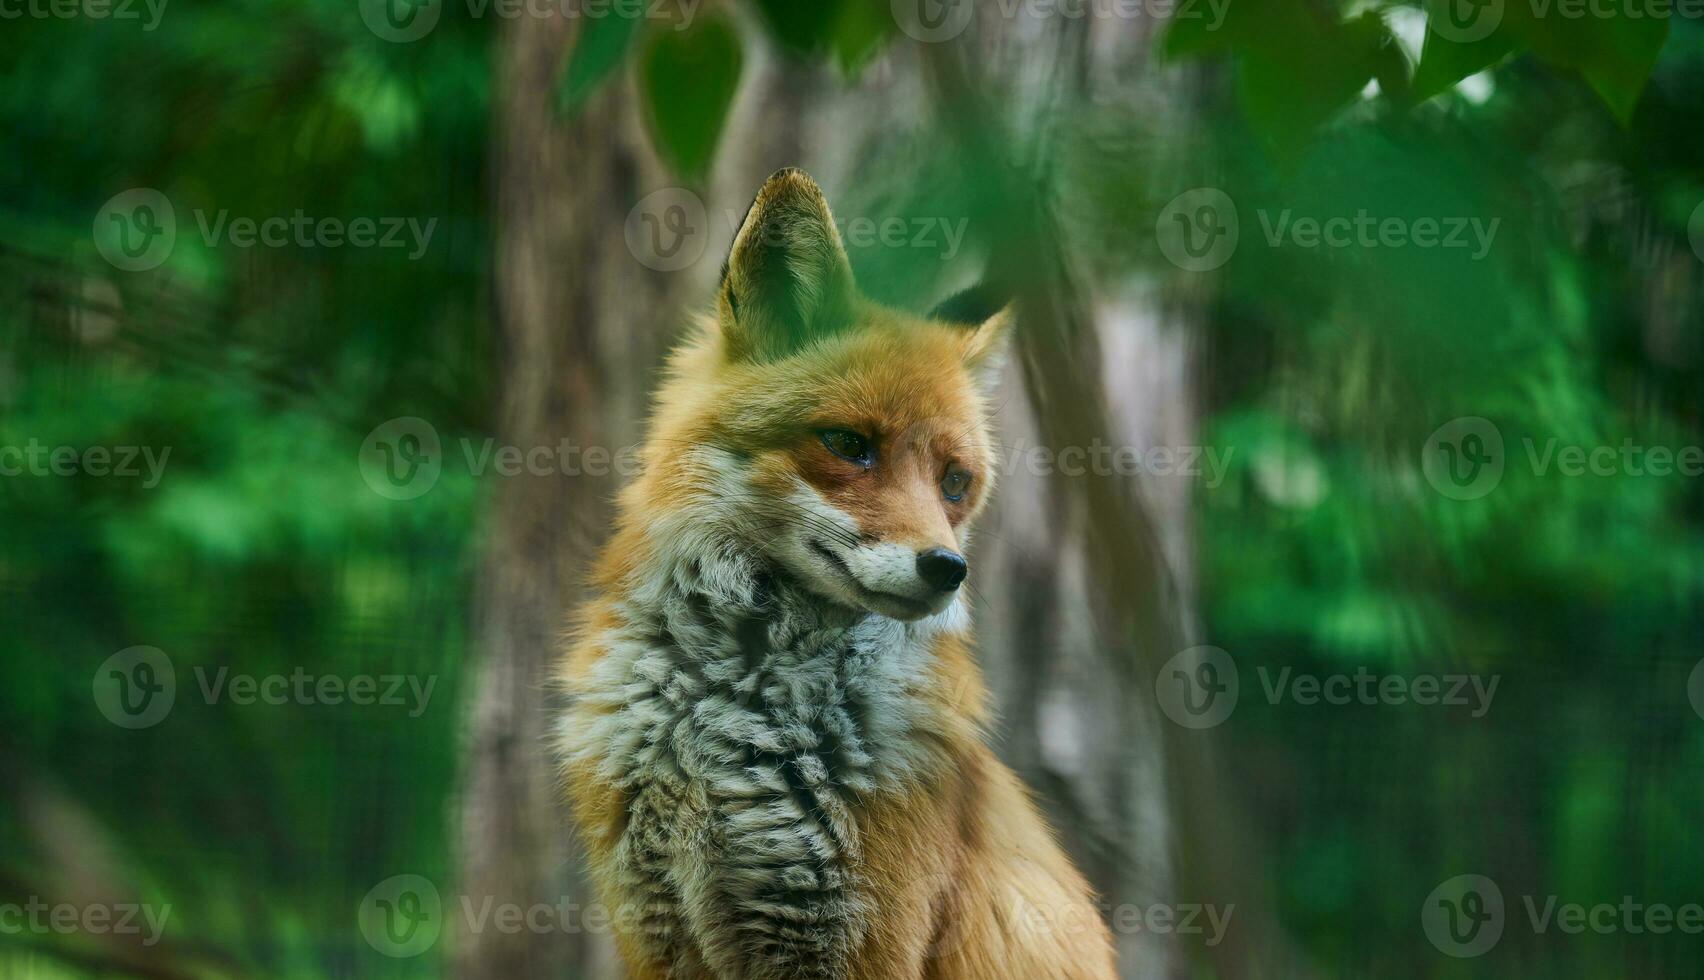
top-left (717, 169), bottom-right (856, 363)
top-left (931, 281), bottom-right (1013, 392)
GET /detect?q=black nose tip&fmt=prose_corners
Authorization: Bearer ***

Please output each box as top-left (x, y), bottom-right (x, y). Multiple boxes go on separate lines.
top-left (916, 548), bottom-right (968, 592)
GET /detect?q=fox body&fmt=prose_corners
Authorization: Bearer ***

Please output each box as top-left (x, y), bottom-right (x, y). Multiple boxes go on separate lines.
top-left (559, 170), bottom-right (1115, 980)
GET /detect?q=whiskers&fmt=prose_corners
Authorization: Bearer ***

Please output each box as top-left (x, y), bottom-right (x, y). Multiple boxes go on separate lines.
top-left (711, 490), bottom-right (861, 552)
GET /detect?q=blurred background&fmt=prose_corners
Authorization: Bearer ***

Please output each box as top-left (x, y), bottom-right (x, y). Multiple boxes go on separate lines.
top-left (5, 0), bottom-right (1704, 977)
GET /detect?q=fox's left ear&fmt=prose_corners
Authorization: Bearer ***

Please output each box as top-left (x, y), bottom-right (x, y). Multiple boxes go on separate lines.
top-left (717, 169), bottom-right (856, 363)
top-left (930, 282), bottom-right (1013, 392)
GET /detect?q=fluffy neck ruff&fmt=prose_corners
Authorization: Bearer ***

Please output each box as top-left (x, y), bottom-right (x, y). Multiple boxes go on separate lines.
top-left (565, 520), bottom-right (964, 979)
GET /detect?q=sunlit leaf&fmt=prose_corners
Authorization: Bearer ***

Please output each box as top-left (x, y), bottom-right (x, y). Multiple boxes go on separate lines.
top-left (1411, 23), bottom-right (1520, 102)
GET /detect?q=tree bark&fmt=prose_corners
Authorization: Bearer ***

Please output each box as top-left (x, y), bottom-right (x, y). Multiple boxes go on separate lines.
top-left (454, 14), bottom-right (684, 978)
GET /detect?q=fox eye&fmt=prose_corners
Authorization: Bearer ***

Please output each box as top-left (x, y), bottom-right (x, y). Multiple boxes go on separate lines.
top-left (819, 429), bottom-right (873, 467)
top-left (941, 469), bottom-right (971, 502)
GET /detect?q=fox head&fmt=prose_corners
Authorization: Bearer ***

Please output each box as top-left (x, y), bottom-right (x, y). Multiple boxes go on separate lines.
top-left (632, 169), bottom-right (1010, 622)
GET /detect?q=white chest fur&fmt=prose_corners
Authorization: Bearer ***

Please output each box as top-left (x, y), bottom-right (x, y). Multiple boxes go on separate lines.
top-left (563, 557), bottom-right (947, 980)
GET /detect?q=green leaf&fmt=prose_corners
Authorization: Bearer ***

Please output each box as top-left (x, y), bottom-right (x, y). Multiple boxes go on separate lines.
top-left (749, 0), bottom-right (848, 56)
top-left (1235, 11), bottom-right (1391, 162)
top-left (1161, 9), bottom-right (1235, 60)
top-left (640, 13), bottom-right (744, 182)
top-left (555, 14), bottom-right (643, 116)
top-left (1411, 21), bottom-right (1520, 102)
top-left (831, 0), bottom-right (895, 76)
top-left (1507, 0), bottom-right (1667, 124)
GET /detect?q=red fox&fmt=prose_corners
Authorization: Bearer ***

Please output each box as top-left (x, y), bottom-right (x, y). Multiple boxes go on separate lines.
top-left (558, 169), bottom-right (1116, 980)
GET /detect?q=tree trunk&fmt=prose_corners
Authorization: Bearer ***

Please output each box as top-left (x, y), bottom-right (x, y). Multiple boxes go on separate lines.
top-left (454, 14), bottom-right (684, 978)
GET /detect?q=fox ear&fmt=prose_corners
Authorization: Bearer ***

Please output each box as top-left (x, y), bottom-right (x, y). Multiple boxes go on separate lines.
top-left (930, 282), bottom-right (1013, 391)
top-left (717, 169), bottom-right (855, 362)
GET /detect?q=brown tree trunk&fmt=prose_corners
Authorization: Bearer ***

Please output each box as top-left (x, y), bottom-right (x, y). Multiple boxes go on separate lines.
top-left (453, 14), bottom-right (684, 979)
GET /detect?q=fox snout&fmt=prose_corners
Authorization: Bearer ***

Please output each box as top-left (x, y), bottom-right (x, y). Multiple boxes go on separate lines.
top-left (915, 547), bottom-right (968, 591)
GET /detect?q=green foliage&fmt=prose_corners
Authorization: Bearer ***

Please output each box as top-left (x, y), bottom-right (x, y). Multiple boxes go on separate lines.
top-left (557, 13), bottom-right (645, 115)
top-left (640, 12), bottom-right (743, 182)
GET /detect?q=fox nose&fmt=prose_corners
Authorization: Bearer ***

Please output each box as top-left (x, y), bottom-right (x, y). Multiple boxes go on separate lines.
top-left (915, 548), bottom-right (968, 592)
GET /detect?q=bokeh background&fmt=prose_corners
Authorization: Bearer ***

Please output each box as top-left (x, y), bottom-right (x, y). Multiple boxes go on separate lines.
top-left (5, 0), bottom-right (1704, 977)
